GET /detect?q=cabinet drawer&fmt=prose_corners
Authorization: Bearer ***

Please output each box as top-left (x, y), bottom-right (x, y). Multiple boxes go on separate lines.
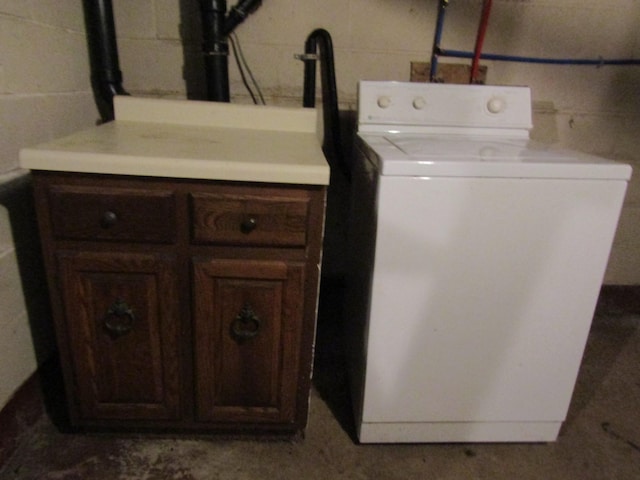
top-left (49, 185), bottom-right (176, 243)
top-left (191, 192), bottom-right (309, 247)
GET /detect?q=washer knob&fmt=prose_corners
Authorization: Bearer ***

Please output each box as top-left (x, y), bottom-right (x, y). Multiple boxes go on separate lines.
top-left (412, 96), bottom-right (426, 110)
top-left (487, 96), bottom-right (505, 114)
top-left (377, 96), bottom-right (392, 109)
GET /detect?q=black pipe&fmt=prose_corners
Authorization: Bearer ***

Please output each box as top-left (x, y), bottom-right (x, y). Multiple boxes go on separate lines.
top-left (82, 0), bottom-right (128, 122)
top-left (200, 0), bottom-right (230, 102)
top-left (199, 0), bottom-right (262, 102)
top-left (302, 29), bottom-right (349, 180)
top-left (224, 0), bottom-right (262, 36)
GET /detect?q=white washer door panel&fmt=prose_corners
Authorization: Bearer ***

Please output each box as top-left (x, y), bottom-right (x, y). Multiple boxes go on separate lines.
top-left (362, 176), bottom-right (627, 423)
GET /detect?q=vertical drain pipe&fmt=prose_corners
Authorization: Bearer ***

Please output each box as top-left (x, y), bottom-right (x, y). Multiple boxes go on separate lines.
top-left (200, 0), bottom-right (230, 102)
top-left (82, 0), bottom-right (128, 122)
top-left (199, 0), bottom-right (262, 102)
top-left (301, 29), bottom-right (348, 180)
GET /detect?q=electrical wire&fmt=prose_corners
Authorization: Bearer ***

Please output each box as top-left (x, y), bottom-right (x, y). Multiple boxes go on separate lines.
top-left (228, 34), bottom-right (256, 103)
top-left (235, 32), bottom-right (266, 104)
top-left (229, 32), bottom-right (266, 104)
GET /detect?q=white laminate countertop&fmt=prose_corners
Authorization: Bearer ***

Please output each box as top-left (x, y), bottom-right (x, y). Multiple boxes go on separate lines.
top-left (19, 96), bottom-right (330, 186)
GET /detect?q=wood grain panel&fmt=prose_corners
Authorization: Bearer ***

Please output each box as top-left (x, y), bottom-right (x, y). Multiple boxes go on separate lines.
top-left (191, 192), bottom-right (308, 246)
top-left (58, 251), bottom-right (181, 420)
top-left (193, 258), bottom-right (304, 423)
top-left (49, 185), bottom-right (176, 243)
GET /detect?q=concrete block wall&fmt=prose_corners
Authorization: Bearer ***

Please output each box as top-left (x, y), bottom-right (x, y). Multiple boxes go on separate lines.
top-left (1, 0), bottom-right (639, 410)
top-left (112, 0), bottom-right (640, 283)
top-left (0, 1), bottom-right (97, 410)
top-left (0, 191), bottom-right (35, 411)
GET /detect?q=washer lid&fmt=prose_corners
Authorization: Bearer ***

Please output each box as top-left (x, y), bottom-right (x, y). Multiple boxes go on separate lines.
top-left (360, 133), bottom-right (632, 180)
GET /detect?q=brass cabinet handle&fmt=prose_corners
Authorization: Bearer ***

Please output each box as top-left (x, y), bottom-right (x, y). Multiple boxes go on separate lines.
top-left (103, 299), bottom-right (135, 338)
top-left (230, 303), bottom-right (261, 341)
top-left (240, 217), bottom-right (257, 234)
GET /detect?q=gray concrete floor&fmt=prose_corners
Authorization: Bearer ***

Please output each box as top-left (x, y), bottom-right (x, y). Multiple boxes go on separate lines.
top-left (1, 284), bottom-right (639, 480)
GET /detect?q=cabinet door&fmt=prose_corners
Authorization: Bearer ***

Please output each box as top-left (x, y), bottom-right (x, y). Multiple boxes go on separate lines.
top-left (58, 251), bottom-right (181, 421)
top-left (193, 258), bottom-right (304, 424)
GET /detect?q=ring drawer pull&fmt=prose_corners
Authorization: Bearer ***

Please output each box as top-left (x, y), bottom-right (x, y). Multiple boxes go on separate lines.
top-left (240, 217), bottom-right (257, 234)
top-left (103, 299), bottom-right (135, 338)
top-left (230, 303), bottom-right (261, 341)
top-left (100, 210), bottom-right (118, 229)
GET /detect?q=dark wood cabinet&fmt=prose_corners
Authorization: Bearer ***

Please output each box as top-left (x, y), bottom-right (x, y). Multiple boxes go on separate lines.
top-left (32, 171), bottom-right (326, 435)
top-left (57, 251), bottom-right (181, 421)
top-left (193, 258), bottom-right (303, 423)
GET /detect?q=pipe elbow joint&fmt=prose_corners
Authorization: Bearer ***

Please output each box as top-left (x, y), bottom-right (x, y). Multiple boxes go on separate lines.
top-left (224, 0), bottom-right (262, 35)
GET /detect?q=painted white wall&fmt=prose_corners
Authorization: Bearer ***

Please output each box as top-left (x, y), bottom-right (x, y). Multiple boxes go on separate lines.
top-left (0, 199), bottom-right (36, 409)
top-left (1, 0), bottom-right (639, 409)
top-left (0, 1), bottom-right (96, 410)
top-left (111, 0), bottom-right (640, 283)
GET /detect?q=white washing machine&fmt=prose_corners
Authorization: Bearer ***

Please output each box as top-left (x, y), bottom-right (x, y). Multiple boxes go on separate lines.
top-left (346, 81), bottom-right (631, 443)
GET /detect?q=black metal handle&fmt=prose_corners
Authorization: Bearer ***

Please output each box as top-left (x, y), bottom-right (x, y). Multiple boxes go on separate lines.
top-left (100, 210), bottom-right (118, 228)
top-left (103, 299), bottom-right (135, 338)
top-left (240, 217), bottom-right (257, 234)
top-left (230, 303), bottom-right (261, 341)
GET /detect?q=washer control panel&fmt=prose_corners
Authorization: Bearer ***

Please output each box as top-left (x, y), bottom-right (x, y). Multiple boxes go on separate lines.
top-left (358, 81), bottom-right (532, 131)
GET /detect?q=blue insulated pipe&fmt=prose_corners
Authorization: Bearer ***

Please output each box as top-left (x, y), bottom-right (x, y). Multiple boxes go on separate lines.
top-left (438, 48), bottom-right (640, 66)
top-left (429, 0), bottom-right (450, 82)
